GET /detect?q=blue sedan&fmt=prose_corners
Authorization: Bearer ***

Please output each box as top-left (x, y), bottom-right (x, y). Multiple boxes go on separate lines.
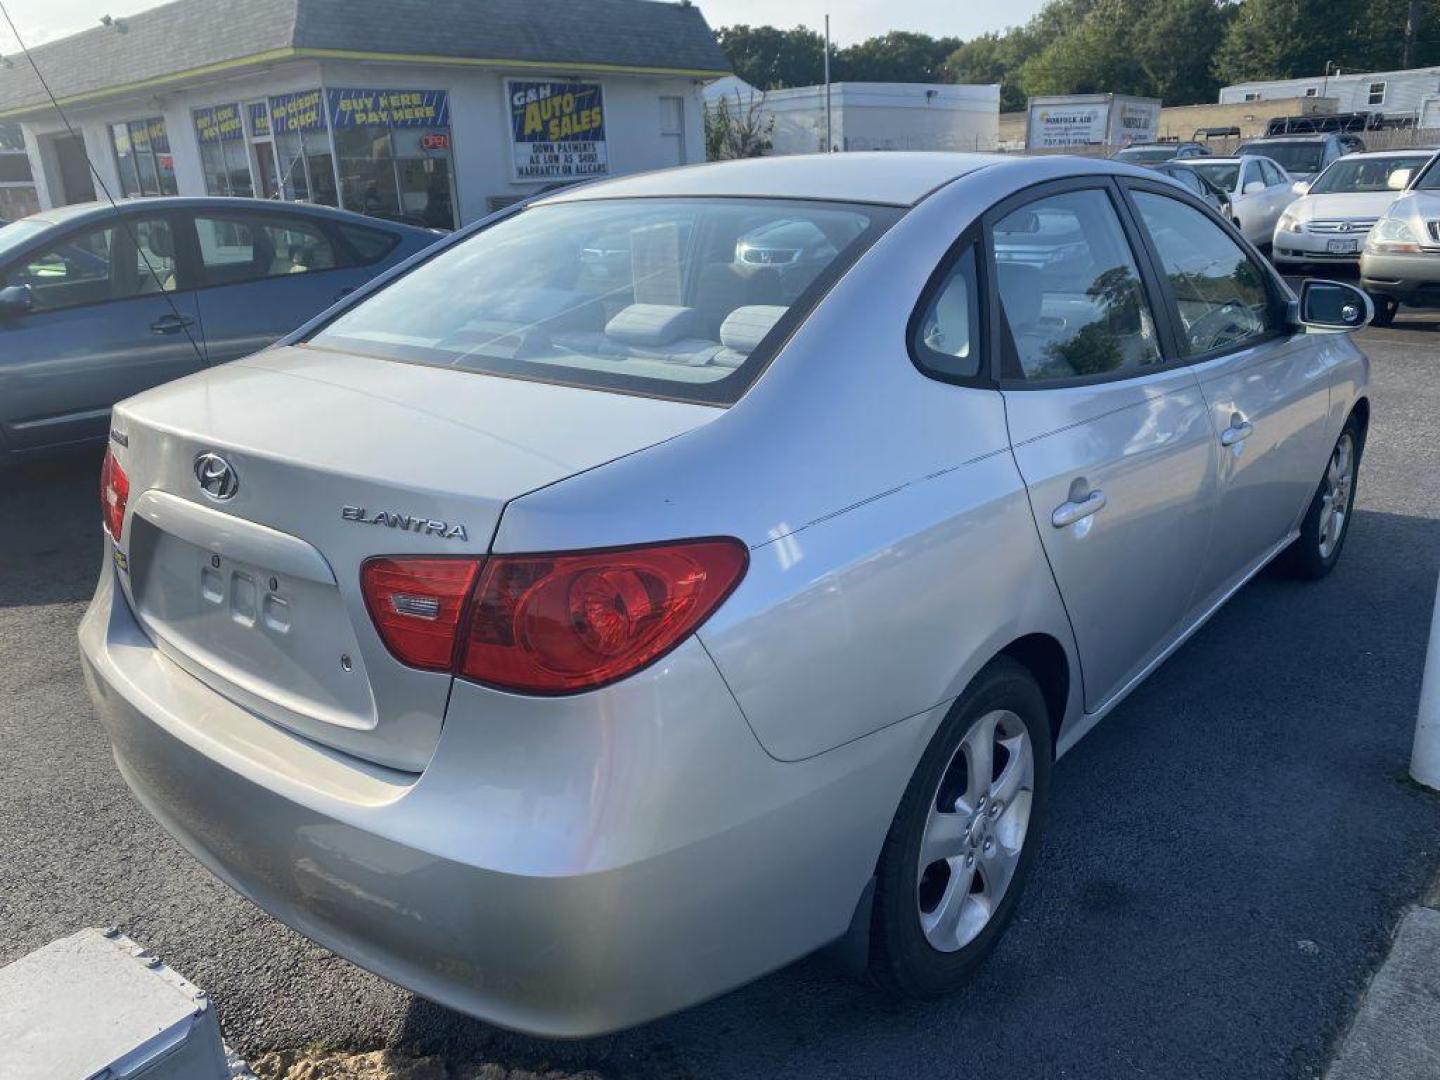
top-left (0, 198), bottom-right (438, 459)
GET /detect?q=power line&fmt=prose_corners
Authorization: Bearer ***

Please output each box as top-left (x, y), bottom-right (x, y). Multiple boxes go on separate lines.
top-left (0, 0), bottom-right (206, 366)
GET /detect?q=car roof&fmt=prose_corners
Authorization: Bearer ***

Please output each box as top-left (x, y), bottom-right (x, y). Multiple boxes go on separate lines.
top-left (13, 196), bottom-right (432, 234)
top-left (1329, 148), bottom-right (1436, 159)
top-left (1246, 134), bottom-right (1337, 143)
top-left (534, 152), bottom-right (1016, 208)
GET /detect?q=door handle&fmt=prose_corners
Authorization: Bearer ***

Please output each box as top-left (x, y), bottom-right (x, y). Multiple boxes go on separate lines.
top-left (149, 314), bottom-right (194, 335)
top-left (1220, 419), bottom-right (1254, 447)
top-left (1051, 490), bottom-right (1107, 529)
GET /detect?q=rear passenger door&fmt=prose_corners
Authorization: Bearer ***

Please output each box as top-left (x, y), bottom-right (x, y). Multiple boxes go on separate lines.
top-left (186, 210), bottom-right (377, 363)
top-left (994, 181), bottom-right (1220, 712)
top-left (1123, 182), bottom-right (1331, 608)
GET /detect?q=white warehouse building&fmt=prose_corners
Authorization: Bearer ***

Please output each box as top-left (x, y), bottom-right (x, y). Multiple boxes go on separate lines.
top-left (1218, 65), bottom-right (1440, 122)
top-left (705, 78), bottom-right (1000, 155)
top-left (0, 0), bottom-right (730, 228)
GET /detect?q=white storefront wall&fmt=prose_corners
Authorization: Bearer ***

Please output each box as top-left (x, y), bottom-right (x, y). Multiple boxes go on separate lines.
top-left (16, 59), bottom-right (707, 224)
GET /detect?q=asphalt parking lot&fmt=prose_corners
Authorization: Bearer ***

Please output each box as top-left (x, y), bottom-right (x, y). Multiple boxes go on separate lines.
top-left (3, 311), bottom-right (1440, 1080)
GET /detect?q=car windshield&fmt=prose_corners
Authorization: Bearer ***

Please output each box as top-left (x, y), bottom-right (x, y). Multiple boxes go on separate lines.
top-left (1188, 162), bottom-right (1240, 192)
top-left (1411, 157), bottom-right (1440, 190)
top-left (1309, 154), bottom-right (1432, 194)
top-left (1117, 146), bottom-right (1177, 163)
top-left (0, 219), bottom-right (51, 261)
top-left (1254, 142), bottom-right (1324, 174)
top-left (308, 197), bottom-right (896, 406)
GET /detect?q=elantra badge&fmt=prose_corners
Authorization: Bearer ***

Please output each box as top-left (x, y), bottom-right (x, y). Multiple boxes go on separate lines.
top-left (342, 505), bottom-right (468, 541)
top-left (194, 452), bottom-right (239, 501)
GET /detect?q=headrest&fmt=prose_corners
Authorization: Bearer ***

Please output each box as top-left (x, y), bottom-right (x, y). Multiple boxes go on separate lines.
top-left (606, 304), bottom-right (697, 346)
top-left (146, 226), bottom-right (174, 259)
top-left (719, 305), bottom-right (786, 355)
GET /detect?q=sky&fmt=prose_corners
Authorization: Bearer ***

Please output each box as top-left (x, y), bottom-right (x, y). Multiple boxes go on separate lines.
top-left (0, 0), bottom-right (1051, 51)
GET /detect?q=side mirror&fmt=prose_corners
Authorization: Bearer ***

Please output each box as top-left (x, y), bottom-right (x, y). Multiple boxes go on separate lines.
top-left (1243, 180), bottom-right (1267, 195)
top-left (0, 283), bottom-right (32, 319)
top-left (1388, 168), bottom-right (1413, 191)
top-left (1295, 280), bottom-right (1372, 334)
top-left (1292, 180), bottom-right (1311, 196)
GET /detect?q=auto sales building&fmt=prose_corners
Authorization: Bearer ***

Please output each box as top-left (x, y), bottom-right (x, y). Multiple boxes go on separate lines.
top-left (0, 0), bottom-right (730, 229)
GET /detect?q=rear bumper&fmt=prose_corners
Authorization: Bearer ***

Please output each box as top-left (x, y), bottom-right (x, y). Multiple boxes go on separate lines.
top-left (79, 561), bottom-right (922, 1037)
top-left (1360, 250), bottom-right (1440, 304)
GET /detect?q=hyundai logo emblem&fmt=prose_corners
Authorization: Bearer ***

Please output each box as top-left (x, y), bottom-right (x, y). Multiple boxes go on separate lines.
top-left (1338, 222), bottom-right (1352, 232)
top-left (194, 452), bottom-right (239, 501)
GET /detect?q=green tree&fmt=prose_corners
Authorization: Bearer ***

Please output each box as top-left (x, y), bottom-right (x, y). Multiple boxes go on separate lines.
top-left (1132, 0), bottom-right (1228, 105)
top-left (714, 25), bottom-right (826, 89)
top-left (944, 32), bottom-right (1035, 110)
top-left (834, 31), bottom-right (961, 83)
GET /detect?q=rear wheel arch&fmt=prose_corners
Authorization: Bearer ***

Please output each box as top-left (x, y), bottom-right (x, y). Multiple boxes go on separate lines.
top-left (1348, 395), bottom-right (1370, 453)
top-left (997, 633), bottom-right (1071, 760)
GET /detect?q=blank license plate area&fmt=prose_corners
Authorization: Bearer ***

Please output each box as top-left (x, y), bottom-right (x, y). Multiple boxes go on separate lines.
top-left (1327, 239), bottom-right (1359, 254)
top-left (127, 521), bottom-right (377, 731)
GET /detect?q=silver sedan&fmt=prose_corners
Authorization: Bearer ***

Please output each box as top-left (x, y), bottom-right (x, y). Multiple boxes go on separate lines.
top-left (80, 153), bottom-right (1372, 1037)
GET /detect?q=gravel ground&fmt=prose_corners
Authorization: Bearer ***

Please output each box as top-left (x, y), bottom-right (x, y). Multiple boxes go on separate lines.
top-left (3, 314), bottom-right (1440, 1080)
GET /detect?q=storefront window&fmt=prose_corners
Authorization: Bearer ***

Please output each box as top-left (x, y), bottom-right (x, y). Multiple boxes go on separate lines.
top-left (106, 117), bottom-right (175, 198)
top-left (194, 104), bottom-right (253, 197)
top-left (329, 88), bottom-right (455, 229)
top-left (0, 121), bottom-right (38, 219)
top-left (270, 90), bottom-right (337, 208)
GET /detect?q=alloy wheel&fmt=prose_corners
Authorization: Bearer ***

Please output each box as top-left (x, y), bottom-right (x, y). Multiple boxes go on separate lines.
top-left (1318, 432), bottom-right (1355, 560)
top-left (916, 708), bottom-right (1034, 952)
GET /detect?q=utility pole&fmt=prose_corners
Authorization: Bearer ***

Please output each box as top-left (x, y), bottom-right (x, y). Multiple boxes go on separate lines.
top-left (1404, 0), bottom-right (1424, 68)
top-left (823, 14), bottom-right (833, 153)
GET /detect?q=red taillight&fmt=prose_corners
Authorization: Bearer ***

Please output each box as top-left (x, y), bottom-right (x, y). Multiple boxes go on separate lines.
top-left (459, 538), bottom-right (748, 694)
top-left (100, 447), bottom-right (129, 541)
top-left (360, 557), bottom-right (482, 671)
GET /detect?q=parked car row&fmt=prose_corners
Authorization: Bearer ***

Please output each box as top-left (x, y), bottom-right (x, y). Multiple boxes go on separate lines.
top-left (1132, 134), bottom-right (1440, 325)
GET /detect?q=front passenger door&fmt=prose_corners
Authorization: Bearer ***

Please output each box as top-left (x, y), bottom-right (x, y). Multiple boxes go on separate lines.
top-left (1126, 186), bottom-right (1332, 607)
top-left (0, 213), bottom-right (203, 452)
top-left (996, 183), bottom-right (1220, 712)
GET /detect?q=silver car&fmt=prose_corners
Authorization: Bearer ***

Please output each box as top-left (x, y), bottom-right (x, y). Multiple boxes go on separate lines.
top-left (1361, 151), bottom-right (1440, 325)
top-left (80, 153), bottom-right (1373, 1037)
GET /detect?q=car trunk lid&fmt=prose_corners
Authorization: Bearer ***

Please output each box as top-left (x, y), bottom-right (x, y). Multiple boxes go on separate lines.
top-left (110, 344), bottom-right (720, 771)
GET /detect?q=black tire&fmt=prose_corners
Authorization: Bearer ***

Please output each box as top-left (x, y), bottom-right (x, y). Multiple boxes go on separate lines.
top-left (1370, 296), bottom-right (1398, 327)
top-left (868, 656), bottom-right (1052, 997)
top-left (1275, 416), bottom-right (1362, 580)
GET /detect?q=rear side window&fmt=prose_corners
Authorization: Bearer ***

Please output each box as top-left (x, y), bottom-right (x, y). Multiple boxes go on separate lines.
top-left (993, 188), bottom-right (1161, 383)
top-left (309, 197), bottom-right (897, 406)
top-left (195, 214), bottom-right (338, 287)
top-left (338, 223), bottom-right (400, 265)
top-left (1132, 191), bottom-right (1277, 357)
top-left (912, 245), bottom-right (980, 380)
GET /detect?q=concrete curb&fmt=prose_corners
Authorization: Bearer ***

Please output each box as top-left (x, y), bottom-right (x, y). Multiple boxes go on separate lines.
top-left (1325, 905), bottom-right (1440, 1079)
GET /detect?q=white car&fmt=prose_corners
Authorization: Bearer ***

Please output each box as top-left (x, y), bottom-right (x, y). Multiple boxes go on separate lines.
top-left (1184, 155), bottom-right (1296, 247)
top-left (1273, 150), bottom-right (1437, 268)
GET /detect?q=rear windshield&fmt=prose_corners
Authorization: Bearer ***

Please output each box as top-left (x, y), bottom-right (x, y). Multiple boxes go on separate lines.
top-left (308, 196), bottom-right (897, 405)
top-left (1189, 162), bottom-right (1239, 192)
top-left (1309, 154), bottom-right (1431, 194)
top-left (1116, 146), bottom-right (1177, 163)
top-left (1253, 142), bottom-right (1324, 173)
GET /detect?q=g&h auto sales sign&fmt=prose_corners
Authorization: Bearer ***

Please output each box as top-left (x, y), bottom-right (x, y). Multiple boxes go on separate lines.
top-left (509, 80), bottom-right (609, 181)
